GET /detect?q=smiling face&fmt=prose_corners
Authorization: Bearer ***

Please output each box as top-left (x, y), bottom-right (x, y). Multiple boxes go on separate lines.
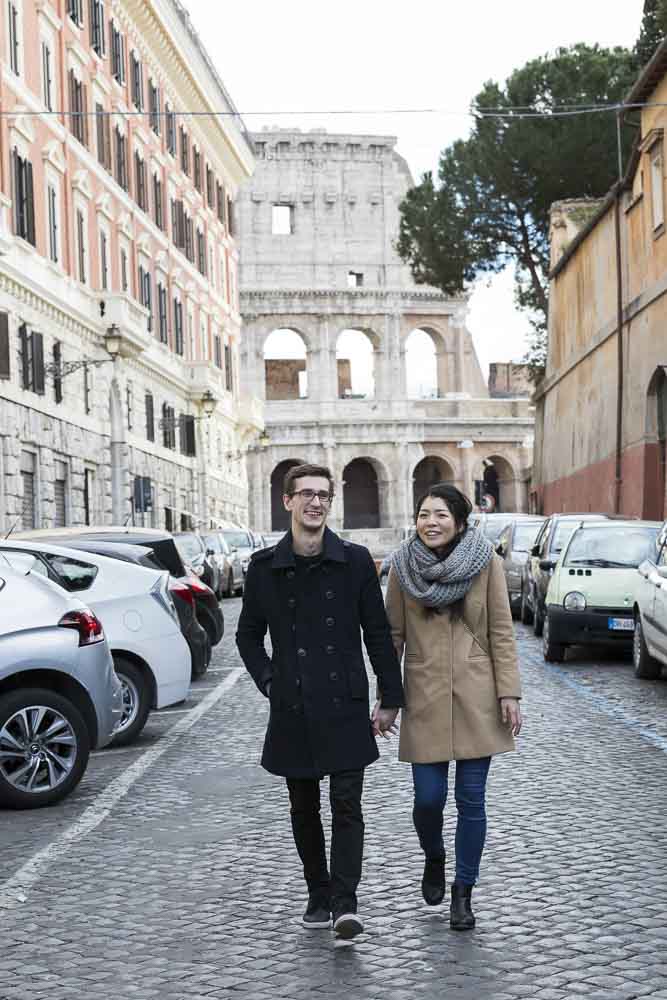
top-left (416, 496), bottom-right (462, 550)
top-left (283, 475), bottom-right (333, 534)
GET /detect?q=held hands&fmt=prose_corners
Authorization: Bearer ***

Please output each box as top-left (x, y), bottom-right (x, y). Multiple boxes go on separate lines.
top-left (371, 700), bottom-right (399, 740)
top-left (500, 697), bottom-right (522, 737)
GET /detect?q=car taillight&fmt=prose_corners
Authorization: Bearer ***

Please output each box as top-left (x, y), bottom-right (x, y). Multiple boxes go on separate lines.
top-left (58, 609), bottom-right (105, 646)
top-left (170, 579), bottom-right (194, 607)
top-left (186, 576), bottom-right (217, 604)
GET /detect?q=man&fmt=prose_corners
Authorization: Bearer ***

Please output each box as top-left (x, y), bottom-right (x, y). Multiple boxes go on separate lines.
top-left (236, 463), bottom-right (404, 940)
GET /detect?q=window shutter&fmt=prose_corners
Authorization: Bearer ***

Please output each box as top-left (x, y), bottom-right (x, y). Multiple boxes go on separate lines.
top-left (82, 84), bottom-right (89, 147)
top-left (68, 69), bottom-right (75, 133)
top-left (32, 332), bottom-right (45, 395)
top-left (145, 392), bottom-right (154, 441)
top-left (25, 161), bottom-right (35, 246)
top-left (104, 110), bottom-right (112, 170)
top-left (19, 323), bottom-right (30, 389)
top-left (53, 341), bottom-right (63, 402)
top-left (185, 415), bottom-right (196, 457)
top-left (0, 313), bottom-right (10, 380)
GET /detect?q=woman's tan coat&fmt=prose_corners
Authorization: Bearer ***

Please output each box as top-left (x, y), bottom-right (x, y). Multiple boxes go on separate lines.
top-left (385, 554), bottom-right (521, 763)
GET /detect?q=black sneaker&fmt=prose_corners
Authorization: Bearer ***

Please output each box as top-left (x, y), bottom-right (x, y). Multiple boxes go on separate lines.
top-left (333, 912), bottom-right (364, 939)
top-left (302, 897), bottom-right (331, 929)
top-left (421, 855), bottom-right (446, 906)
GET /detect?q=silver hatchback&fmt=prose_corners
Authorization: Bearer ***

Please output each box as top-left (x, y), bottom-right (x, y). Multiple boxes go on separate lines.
top-left (0, 559), bottom-right (122, 809)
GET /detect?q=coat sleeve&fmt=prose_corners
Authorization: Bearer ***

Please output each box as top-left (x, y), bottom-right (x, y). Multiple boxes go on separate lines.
top-left (235, 559), bottom-right (273, 697)
top-left (487, 555), bottom-right (522, 699)
top-left (384, 566), bottom-right (406, 663)
top-left (358, 550), bottom-right (405, 709)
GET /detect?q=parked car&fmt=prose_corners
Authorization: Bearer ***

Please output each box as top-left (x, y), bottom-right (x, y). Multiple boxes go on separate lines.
top-left (495, 517), bottom-right (546, 617)
top-left (261, 531), bottom-right (286, 548)
top-left (35, 538), bottom-right (210, 679)
top-left (542, 520), bottom-right (660, 662)
top-left (633, 521), bottom-right (667, 680)
top-left (0, 540), bottom-right (191, 746)
top-left (174, 531), bottom-right (221, 598)
top-left (521, 513), bottom-right (609, 635)
top-left (218, 526), bottom-right (255, 576)
top-left (0, 559), bottom-right (122, 808)
top-left (203, 532), bottom-right (244, 598)
top-left (19, 528), bottom-right (224, 653)
top-left (469, 511), bottom-right (537, 544)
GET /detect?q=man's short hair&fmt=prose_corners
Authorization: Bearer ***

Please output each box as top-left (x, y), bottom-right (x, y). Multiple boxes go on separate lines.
top-left (283, 463), bottom-right (334, 497)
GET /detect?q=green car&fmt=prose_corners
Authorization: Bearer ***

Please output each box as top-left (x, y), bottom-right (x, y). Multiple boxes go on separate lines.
top-left (542, 520), bottom-right (661, 662)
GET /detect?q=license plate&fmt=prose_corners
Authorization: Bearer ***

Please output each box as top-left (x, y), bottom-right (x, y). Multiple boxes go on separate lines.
top-left (608, 617), bottom-right (634, 631)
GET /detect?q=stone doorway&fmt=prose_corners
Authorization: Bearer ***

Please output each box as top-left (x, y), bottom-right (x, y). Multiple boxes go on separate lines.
top-left (271, 459), bottom-right (303, 531)
top-left (343, 458), bottom-right (380, 529)
top-left (412, 456), bottom-right (456, 512)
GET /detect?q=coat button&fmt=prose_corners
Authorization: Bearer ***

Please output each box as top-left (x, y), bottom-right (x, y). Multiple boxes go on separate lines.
top-left (286, 570), bottom-right (295, 579)
top-left (297, 647), bottom-right (307, 657)
top-left (329, 671), bottom-right (338, 681)
top-left (332, 697), bottom-right (342, 707)
top-left (287, 597), bottom-right (296, 608)
top-left (325, 644), bottom-right (335, 654)
top-left (295, 677), bottom-right (301, 688)
top-left (325, 617), bottom-right (335, 627)
top-left (291, 624), bottom-right (296, 632)
top-left (325, 589), bottom-right (335, 600)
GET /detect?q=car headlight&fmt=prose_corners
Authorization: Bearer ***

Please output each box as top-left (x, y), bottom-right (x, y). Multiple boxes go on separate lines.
top-left (564, 591), bottom-right (587, 611)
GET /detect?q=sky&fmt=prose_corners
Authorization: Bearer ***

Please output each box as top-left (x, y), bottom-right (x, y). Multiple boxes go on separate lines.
top-left (183, 0), bottom-right (645, 381)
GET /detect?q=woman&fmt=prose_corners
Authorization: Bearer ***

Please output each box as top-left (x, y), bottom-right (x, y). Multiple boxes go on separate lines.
top-left (382, 483), bottom-right (522, 930)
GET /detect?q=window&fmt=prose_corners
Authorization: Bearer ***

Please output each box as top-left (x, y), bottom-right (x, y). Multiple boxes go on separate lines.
top-left (214, 334), bottom-right (222, 369)
top-left (18, 325), bottom-right (45, 394)
top-left (162, 403), bottom-right (176, 449)
top-left (52, 341), bottom-right (63, 403)
top-left (272, 204), bottom-right (293, 235)
top-left (651, 142), bottom-right (664, 232)
top-left (126, 382), bottom-right (133, 430)
top-left (130, 51), bottom-right (143, 111)
top-left (173, 299), bottom-right (184, 355)
top-left (157, 283), bottom-right (168, 343)
top-left (0, 313), bottom-right (10, 380)
top-left (224, 342), bottom-right (232, 392)
top-left (83, 468), bottom-right (94, 524)
top-left (179, 126), bottom-right (189, 175)
top-left (95, 102), bottom-right (111, 170)
top-left (149, 79), bottom-right (160, 134)
top-left (193, 148), bottom-right (202, 191)
top-left (145, 392), bottom-right (155, 441)
top-left (47, 184), bottom-right (58, 263)
top-left (227, 196), bottom-right (234, 236)
top-left (206, 165), bottom-right (214, 208)
top-left (110, 20), bottom-right (125, 84)
top-left (134, 152), bottom-right (147, 211)
top-left (67, 0), bottom-right (83, 26)
top-left (138, 265), bottom-right (152, 331)
top-left (120, 247), bottom-right (128, 292)
top-left (68, 70), bottom-right (88, 147)
top-left (179, 414), bottom-right (196, 457)
top-left (184, 214), bottom-right (194, 262)
top-left (54, 461), bottom-right (68, 527)
top-left (8, 2), bottom-right (20, 75)
top-left (12, 149), bottom-right (35, 246)
top-left (196, 228), bottom-right (206, 275)
top-left (165, 104), bottom-right (176, 156)
top-left (171, 198), bottom-right (185, 248)
top-left (89, 0), bottom-right (105, 56)
top-left (76, 209), bottom-right (86, 283)
top-left (347, 271), bottom-right (363, 288)
top-left (83, 363), bottom-right (91, 413)
top-left (114, 127), bottom-right (128, 190)
top-left (42, 41), bottom-right (53, 109)
top-left (152, 173), bottom-right (163, 229)
top-left (20, 452), bottom-right (36, 530)
top-left (216, 182), bottom-right (224, 224)
top-left (100, 230), bottom-right (108, 290)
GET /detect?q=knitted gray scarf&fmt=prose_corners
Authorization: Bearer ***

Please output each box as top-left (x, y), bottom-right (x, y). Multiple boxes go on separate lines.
top-left (391, 528), bottom-right (494, 609)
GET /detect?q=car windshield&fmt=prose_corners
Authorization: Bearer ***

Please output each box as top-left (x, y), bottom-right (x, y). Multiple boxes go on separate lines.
top-left (223, 532), bottom-right (251, 549)
top-left (204, 535), bottom-right (220, 553)
top-left (565, 525), bottom-right (659, 568)
top-left (513, 522), bottom-right (543, 552)
top-left (482, 519), bottom-right (510, 542)
top-left (176, 535), bottom-right (203, 560)
top-left (552, 521), bottom-right (582, 554)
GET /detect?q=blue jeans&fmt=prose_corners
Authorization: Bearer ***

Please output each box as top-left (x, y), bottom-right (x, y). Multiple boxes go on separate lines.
top-left (411, 757), bottom-right (492, 886)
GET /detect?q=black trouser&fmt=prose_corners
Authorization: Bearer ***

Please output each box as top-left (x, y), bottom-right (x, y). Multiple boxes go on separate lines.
top-left (286, 769), bottom-right (364, 915)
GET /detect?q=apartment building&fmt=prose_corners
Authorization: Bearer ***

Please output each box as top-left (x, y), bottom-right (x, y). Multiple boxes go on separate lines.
top-left (0, 0), bottom-right (258, 532)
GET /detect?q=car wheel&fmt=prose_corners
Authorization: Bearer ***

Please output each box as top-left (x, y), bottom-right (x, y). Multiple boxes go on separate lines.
top-left (0, 688), bottom-right (90, 809)
top-left (224, 571), bottom-right (234, 598)
top-left (234, 580), bottom-right (244, 597)
top-left (633, 616), bottom-right (661, 679)
top-left (111, 658), bottom-right (151, 747)
top-left (533, 596), bottom-right (544, 638)
top-left (520, 587), bottom-right (533, 625)
top-left (542, 613), bottom-right (566, 662)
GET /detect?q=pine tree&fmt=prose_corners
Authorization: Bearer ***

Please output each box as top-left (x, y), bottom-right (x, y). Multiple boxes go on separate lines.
top-left (636, 0), bottom-right (667, 67)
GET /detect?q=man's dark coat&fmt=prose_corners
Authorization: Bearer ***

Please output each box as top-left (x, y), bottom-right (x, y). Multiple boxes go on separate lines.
top-left (236, 528), bottom-right (405, 778)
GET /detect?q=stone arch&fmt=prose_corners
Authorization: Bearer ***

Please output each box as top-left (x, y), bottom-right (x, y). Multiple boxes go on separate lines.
top-left (402, 323), bottom-right (455, 399)
top-left (474, 453), bottom-right (518, 513)
top-left (412, 455), bottom-right (456, 512)
top-left (342, 456), bottom-right (391, 529)
top-left (270, 458), bottom-right (306, 530)
top-left (263, 329), bottom-right (310, 401)
top-left (335, 327), bottom-right (381, 400)
top-left (643, 367), bottom-right (667, 519)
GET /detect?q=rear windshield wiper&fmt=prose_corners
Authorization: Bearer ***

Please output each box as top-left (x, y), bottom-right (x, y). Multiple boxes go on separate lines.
top-left (567, 558), bottom-right (636, 568)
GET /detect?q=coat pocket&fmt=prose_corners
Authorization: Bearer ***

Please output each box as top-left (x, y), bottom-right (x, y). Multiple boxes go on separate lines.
top-left (348, 665), bottom-right (369, 700)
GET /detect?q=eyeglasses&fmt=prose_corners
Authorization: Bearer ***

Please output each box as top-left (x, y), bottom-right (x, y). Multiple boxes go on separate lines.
top-left (290, 489), bottom-right (334, 504)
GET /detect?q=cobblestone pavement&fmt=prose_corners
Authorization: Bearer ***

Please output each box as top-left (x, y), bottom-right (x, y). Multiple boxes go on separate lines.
top-left (3, 601), bottom-right (667, 1000)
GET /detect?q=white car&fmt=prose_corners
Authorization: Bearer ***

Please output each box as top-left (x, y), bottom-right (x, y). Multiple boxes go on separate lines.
top-left (0, 540), bottom-right (191, 745)
top-left (634, 520), bottom-right (667, 680)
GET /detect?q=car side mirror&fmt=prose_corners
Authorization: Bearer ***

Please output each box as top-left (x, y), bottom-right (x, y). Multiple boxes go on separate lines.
top-left (206, 548), bottom-right (215, 557)
top-left (495, 544), bottom-right (504, 557)
top-left (539, 559), bottom-right (555, 572)
top-left (531, 545), bottom-right (540, 557)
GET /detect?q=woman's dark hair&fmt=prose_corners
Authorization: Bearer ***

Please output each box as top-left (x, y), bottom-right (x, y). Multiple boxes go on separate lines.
top-left (413, 483), bottom-right (472, 530)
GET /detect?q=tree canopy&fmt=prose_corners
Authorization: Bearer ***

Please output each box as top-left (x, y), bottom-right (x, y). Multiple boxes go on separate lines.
top-left (397, 44), bottom-right (638, 375)
top-left (636, 0), bottom-right (667, 67)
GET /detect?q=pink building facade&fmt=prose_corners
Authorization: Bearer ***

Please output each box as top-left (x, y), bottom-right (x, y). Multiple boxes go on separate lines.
top-left (0, 0), bottom-right (258, 531)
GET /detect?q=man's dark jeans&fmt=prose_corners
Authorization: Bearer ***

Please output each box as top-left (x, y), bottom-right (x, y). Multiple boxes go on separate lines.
top-left (286, 769), bottom-right (364, 915)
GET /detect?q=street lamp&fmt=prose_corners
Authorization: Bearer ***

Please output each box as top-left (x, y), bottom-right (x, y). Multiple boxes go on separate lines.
top-left (44, 324), bottom-right (122, 380)
top-left (200, 389), bottom-right (217, 418)
top-left (104, 324), bottom-right (122, 359)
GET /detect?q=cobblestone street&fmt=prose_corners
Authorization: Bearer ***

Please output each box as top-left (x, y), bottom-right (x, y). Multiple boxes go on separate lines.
top-left (3, 600), bottom-right (667, 1000)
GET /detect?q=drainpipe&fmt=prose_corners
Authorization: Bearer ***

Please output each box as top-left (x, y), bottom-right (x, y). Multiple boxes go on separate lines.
top-left (613, 186), bottom-right (624, 515)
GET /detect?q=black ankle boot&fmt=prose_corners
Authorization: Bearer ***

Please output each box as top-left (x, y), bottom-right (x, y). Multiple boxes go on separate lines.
top-left (421, 854), bottom-right (446, 905)
top-left (450, 882), bottom-right (475, 930)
